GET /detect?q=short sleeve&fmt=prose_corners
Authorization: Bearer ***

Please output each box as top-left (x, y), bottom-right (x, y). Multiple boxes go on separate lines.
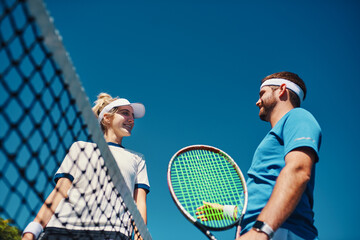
top-left (135, 155), bottom-right (150, 194)
top-left (283, 109), bottom-right (322, 161)
top-left (54, 142), bottom-right (83, 183)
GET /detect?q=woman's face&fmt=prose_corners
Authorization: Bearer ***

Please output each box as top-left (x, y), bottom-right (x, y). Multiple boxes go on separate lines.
top-left (109, 105), bottom-right (135, 138)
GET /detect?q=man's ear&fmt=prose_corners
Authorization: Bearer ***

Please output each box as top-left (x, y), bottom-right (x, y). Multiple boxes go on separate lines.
top-left (278, 83), bottom-right (287, 98)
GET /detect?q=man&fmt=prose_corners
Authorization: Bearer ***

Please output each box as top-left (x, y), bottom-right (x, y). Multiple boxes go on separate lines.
top-left (239, 71), bottom-right (321, 239)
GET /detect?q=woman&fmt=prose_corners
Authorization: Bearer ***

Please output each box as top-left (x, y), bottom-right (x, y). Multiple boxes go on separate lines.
top-left (22, 93), bottom-right (150, 240)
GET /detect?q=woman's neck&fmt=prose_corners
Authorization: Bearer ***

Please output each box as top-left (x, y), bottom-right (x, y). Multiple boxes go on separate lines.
top-left (104, 131), bottom-right (123, 145)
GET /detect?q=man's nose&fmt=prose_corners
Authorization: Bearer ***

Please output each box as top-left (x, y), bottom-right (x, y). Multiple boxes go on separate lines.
top-left (256, 99), bottom-right (261, 107)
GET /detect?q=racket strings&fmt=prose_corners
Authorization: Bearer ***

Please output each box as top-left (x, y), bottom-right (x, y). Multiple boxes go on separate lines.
top-left (170, 148), bottom-right (246, 229)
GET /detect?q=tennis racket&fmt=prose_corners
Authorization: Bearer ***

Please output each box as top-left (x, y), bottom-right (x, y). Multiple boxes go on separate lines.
top-left (167, 145), bottom-right (247, 240)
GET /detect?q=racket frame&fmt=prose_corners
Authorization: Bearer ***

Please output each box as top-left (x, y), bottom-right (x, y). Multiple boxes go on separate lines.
top-left (167, 145), bottom-right (248, 238)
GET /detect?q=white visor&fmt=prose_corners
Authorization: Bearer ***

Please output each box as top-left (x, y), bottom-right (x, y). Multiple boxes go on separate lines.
top-left (98, 98), bottom-right (145, 123)
top-left (260, 78), bottom-right (304, 103)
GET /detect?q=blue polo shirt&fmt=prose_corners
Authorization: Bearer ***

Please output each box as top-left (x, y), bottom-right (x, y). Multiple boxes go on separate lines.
top-left (241, 108), bottom-right (322, 239)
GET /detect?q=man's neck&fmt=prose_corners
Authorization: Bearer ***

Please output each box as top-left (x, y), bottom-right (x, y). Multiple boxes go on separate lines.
top-left (269, 103), bottom-right (294, 128)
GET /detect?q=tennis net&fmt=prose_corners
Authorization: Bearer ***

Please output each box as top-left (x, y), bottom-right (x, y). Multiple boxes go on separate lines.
top-left (0, 0), bottom-right (151, 239)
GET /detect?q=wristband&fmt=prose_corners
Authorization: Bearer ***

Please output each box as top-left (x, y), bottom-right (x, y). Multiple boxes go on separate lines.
top-left (22, 221), bottom-right (43, 239)
top-left (223, 205), bottom-right (236, 219)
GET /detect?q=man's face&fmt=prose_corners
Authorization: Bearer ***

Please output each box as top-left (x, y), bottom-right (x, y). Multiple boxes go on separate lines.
top-left (256, 86), bottom-right (277, 121)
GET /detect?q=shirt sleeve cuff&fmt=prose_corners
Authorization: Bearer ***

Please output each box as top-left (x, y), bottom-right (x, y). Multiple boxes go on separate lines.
top-left (54, 173), bottom-right (74, 183)
top-left (135, 183), bottom-right (150, 194)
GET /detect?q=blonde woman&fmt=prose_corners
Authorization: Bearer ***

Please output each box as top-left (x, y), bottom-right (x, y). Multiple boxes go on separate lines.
top-left (22, 93), bottom-right (150, 240)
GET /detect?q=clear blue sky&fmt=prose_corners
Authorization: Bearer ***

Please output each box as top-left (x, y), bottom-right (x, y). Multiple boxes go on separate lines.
top-left (43, 1), bottom-right (360, 239)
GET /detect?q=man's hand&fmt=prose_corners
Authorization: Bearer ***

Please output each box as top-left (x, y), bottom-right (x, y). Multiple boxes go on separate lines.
top-left (196, 201), bottom-right (224, 221)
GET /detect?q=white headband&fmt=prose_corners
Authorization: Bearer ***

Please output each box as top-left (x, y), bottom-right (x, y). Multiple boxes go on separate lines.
top-left (260, 78), bottom-right (304, 103)
top-left (98, 98), bottom-right (145, 124)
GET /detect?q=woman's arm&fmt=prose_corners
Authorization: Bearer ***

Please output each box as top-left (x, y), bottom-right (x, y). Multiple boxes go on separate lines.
top-left (22, 178), bottom-right (72, 240)
top-left (133, 188), bottom-right (147, 224)
top-left (132, 188), bottom-right (147, 240)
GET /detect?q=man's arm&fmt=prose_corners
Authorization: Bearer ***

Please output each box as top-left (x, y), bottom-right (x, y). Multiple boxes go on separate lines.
top-left (237, 147), bottom-right (316, 239)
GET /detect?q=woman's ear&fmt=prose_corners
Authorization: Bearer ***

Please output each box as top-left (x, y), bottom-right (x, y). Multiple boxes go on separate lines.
top-left (103, 113), bottom-right (113, 125)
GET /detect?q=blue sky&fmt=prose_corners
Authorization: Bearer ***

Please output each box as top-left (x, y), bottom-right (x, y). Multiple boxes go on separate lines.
top-left (42, 1), bottom-right (360, 239)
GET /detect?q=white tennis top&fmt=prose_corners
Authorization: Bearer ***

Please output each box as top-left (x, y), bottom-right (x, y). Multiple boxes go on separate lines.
top-left (46, 141), bottom-right (150, 233)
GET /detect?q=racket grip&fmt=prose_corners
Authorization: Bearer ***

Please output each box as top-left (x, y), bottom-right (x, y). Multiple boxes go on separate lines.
top-left (194, 221), bottom-right (217, 240)
top-left (235, 225), bottom-right (241, 239)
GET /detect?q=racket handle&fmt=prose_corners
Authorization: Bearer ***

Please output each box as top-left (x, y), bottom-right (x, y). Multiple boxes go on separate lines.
top-left (235, 225), bottom-right (241, 239)
top-left (194, 221), bottom-right (217, 240)
top-left (235, 214), bottom-right (244, 239)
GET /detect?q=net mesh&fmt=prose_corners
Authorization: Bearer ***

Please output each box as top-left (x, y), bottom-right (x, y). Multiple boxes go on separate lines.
top-left (0, 0), bottom-right (151, 239)
top-left (169, 146), bottom-right (246, 230)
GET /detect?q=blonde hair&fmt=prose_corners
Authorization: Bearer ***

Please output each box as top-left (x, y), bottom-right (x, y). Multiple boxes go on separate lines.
top-left (92, 93), bottom-right (118, 132)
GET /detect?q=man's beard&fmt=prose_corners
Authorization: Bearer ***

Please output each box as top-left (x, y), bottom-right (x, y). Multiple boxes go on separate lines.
top-left (259, 96), bottom-right (277, 122)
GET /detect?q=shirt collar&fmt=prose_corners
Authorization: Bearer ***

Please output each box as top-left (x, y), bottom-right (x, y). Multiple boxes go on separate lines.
top-left (107, 142), bottom-right (125, 148)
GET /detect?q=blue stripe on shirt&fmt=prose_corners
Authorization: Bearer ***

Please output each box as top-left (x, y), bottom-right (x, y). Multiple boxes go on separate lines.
top-left (54, 173), bottom-right (74, 183)
top-left (107, 142), bottom-right (125, 148)
top-left (135, 184), bottom-right (150, 194)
